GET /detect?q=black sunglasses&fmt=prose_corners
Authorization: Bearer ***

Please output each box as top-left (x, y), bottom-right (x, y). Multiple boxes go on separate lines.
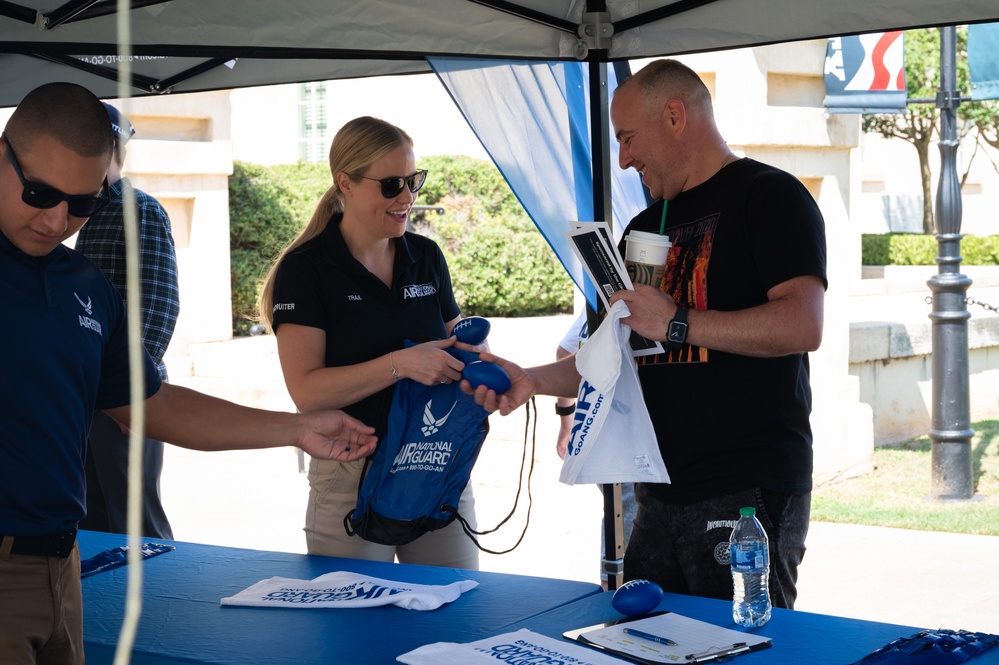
top-left (2, 133), bottom-right (110, 218)
top-left (351, 169), bottom-right (428, 199)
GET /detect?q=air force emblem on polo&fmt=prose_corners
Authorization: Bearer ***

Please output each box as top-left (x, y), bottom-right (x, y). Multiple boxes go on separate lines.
top-left (102, 101), bottom-right (136, 144)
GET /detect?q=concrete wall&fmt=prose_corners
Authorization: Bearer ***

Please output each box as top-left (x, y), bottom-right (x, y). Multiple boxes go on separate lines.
top-left (849, 266), bottom-right (999, 445)
top-left (105, 92), bottom-right (236, 379)
top-left (667, 43), bottom-right (875, 485)
top-left (859, 131), bottom-right (999, 236)
top-left (229, 76), bottom-right (491, 165)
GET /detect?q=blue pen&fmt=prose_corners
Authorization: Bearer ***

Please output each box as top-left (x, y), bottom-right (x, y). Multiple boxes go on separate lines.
top-left (623, 628), bottom-right (678, 646)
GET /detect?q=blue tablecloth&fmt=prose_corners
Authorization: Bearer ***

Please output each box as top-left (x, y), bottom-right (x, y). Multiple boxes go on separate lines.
top-left (494, 590), bottom-right (999, 665)
top-left (79, 530), bottom-right (602, 664)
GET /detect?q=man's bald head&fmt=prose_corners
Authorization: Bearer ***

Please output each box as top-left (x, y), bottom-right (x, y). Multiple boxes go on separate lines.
top-left (618, 59), bottom-right (715, 121)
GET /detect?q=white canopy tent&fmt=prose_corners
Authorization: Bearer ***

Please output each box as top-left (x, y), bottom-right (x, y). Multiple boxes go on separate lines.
top-left (1, 0), bottom-right (998, 105)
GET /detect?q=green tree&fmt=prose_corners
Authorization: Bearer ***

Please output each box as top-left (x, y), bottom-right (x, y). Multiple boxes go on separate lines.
top-left (974, 111), bottom-right (999, 176)
top-left (863, 27), bottom-right (996, 234)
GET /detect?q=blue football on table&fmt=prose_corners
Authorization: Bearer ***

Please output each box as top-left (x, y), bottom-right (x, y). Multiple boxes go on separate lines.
top-left (611, 579), bottom-right (664, 616)
top-left (462, 360), bottom-right (511, 394)
top-left (451, 316), bottom-right (491, 345)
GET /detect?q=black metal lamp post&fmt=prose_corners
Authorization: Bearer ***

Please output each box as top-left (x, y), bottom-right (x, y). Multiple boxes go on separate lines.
top-left (928, 25), bottom-right (975, 500)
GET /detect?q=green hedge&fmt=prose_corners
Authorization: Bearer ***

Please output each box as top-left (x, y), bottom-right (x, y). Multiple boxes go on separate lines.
top-left (861, 233), bottom-right (999, 266)
top-left (414, 155), bottom-right (573, 317)
top-left (229, 161), bottom-right (332, 336)
top-left (229, 156), bottom-right (573, 335)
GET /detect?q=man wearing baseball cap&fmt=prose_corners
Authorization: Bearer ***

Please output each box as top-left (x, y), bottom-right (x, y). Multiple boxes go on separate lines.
top-left (74, 102), bottom-right (178, 539)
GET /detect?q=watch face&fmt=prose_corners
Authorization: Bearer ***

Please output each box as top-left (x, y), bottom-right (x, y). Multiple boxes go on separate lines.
top-left (668, 321), bottom-right (688, 344)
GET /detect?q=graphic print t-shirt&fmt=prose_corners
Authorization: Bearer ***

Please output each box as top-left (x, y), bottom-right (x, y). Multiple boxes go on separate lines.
top-left (623, 159), bottom-right (827, 502)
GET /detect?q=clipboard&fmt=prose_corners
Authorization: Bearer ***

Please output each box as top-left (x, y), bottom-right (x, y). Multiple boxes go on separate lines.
top-left (563, 611), bottom-right (771, 664)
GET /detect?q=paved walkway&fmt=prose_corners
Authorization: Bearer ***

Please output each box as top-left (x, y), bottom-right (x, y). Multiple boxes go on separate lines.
top-left (162, 313), bottom-right (999, 636)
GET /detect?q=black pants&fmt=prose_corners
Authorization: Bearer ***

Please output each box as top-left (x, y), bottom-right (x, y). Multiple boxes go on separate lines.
top-left (80, 410), bottom-right (174, 539)
top-left (624, 486), bottom-right (809, 609)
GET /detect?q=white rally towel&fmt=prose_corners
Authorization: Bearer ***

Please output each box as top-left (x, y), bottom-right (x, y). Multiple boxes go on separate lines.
top-left (560, 300), bottom-right (670, 485)
top-left (220, 571), bottom-right (477, 611)
top-left (397, 628), bottom-right (626, 664)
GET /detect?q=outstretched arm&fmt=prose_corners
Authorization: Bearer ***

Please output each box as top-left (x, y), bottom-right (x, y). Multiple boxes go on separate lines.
top-left (462, 351), bottom-right (580, 416)
top-left (104, 383), bottom-right (378, 461)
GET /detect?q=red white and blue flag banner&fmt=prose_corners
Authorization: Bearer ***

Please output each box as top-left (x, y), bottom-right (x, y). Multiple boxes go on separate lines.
top-left (969, 22), bottom-right (999, 101)
top-left (824, 32), bottom-right (907, 114)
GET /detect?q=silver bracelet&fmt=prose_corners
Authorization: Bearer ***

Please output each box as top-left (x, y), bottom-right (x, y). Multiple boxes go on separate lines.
top-left (389, 351), bottom-right (398, 380)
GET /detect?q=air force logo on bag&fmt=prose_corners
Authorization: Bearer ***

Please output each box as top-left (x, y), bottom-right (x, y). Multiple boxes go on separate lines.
top-left (388, 399), bottom-right (458, 473)
top-left (420, 399), bottom-right (456, 437)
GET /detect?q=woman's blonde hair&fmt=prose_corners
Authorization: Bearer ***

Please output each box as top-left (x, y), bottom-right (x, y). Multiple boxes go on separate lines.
top-left (258, 116), bottom-right (413, 327)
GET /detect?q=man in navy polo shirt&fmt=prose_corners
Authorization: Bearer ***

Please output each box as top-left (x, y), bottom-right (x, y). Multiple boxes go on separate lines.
top-left (0, 82), bottom-right (378, 665)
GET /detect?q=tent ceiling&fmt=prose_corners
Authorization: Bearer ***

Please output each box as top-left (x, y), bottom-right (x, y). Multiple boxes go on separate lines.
top-left (1, 0), bottom-right (998, 105)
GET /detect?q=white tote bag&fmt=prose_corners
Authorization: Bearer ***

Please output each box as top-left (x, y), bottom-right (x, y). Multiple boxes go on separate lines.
top-left (559, 300), bottom-right (671, 486)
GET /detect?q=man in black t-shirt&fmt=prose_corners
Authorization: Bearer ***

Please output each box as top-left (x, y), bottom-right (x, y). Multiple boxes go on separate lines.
top-left (465, 59), bottom-right (827, 608)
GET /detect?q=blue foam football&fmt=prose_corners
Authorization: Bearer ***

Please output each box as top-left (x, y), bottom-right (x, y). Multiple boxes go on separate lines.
top-left (462, 360), bottom-right (511, 394)
top-left (611, 579), bottom-right (664, 616)
top-left (451, 316), bottom-right (491, 345)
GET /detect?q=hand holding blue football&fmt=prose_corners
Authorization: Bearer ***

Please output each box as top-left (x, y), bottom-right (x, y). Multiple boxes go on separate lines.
top-left (462, 360), bottom-right (511, 393)
top-left (460, 351), bottom-right (536, 415)
top-left (451, 316), bottom-right (491, 345)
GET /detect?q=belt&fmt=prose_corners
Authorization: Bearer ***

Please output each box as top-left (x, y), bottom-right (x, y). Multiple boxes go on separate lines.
top-left (1, 529), bottom-right (78, 558)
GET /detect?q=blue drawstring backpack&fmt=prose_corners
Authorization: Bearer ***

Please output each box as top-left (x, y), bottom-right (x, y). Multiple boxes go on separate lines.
top-left (345, 345), bottom-right (491, 547)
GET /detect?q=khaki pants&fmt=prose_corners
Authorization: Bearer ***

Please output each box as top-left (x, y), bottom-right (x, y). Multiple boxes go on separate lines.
top-left (0, 543), bottom-right (83, 665)
top-left (305, 456), bottom-right (480, 569)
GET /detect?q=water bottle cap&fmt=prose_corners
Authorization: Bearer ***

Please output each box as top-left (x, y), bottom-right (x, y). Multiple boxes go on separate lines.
top-left (739, 506), bottom-right (756, 517)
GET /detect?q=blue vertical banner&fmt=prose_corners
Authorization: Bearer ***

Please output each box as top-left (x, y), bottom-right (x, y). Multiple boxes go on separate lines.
top-left (969, 22), bottom-right (999, 101)
top-left (824, 32), bottom-right (907, 113)
top-left (428, 58), bottom-right (647, 310)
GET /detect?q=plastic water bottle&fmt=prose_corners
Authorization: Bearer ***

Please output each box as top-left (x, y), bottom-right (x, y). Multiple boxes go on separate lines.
top-left (730, 506), bottom-right (772, 627)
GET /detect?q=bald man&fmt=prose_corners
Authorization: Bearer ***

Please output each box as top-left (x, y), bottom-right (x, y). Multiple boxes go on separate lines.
top-left (466, 59), bottom-right (827, 609)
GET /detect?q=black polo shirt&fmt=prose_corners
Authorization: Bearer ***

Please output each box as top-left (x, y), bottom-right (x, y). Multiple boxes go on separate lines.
top-left (271, 214), bottom-right (460, 434)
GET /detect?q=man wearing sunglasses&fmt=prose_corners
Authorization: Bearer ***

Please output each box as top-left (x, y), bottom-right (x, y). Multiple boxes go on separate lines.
top-left (74, 103), bottom-right (179, 542)
top-left (0, 83), bottom-right (379, 665)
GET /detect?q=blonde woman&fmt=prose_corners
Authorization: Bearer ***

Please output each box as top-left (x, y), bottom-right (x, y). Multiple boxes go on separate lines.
top-left (259, 117), bottom-right (479, 568)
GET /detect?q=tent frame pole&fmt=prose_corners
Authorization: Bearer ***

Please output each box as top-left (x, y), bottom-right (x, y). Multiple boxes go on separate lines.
top-left (585, 8), bottom-right (627, 586)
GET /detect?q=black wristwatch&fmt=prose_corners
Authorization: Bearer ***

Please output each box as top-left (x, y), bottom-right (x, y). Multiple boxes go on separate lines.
top-left (667, 308), bottom-right (689, 350)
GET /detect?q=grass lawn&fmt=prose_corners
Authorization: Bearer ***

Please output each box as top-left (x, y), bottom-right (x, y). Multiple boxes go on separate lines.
top-left (811, 419), bottom-right (999, 536)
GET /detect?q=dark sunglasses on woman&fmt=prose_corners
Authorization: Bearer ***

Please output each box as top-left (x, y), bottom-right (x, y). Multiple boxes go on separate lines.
top-left (351, 169), bottom-right (428, 199)
top-left (2, 133), bottom-right (110, 218)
